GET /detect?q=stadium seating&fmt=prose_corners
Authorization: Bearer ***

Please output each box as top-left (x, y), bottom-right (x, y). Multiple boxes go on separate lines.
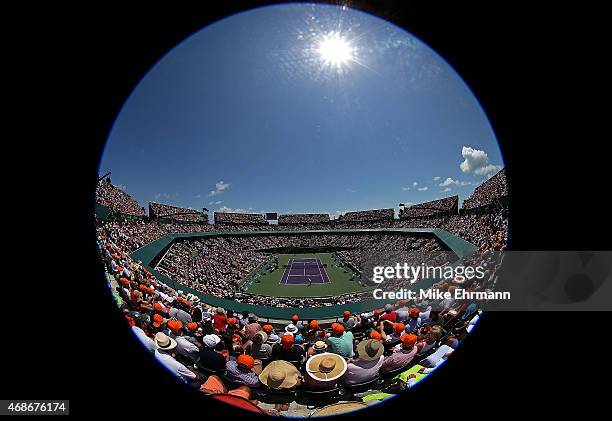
top-left (462, 168), bottom-right (508, 210)
top-left (94, 169), bottom-right (506, 416)
top-left (400, 195), bottom-right (458, 218)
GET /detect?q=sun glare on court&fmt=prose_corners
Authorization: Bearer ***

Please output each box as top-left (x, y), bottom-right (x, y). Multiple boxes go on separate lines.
top-left (316, 32), bottom-right (355, 68)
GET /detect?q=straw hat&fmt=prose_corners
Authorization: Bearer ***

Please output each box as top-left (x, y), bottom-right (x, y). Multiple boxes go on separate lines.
top-left (356, 339), bottom-right (384, 360)
top-left (154, 332), bottom-right (177, 351)
top-left (311, 402), bottom-right (368, 417)
top-left (253, 330), bottom-right (268, 344)
top-left (306, 353), bottom-right (347, 382)
top-left (259, 360), bottom-right (301, 389)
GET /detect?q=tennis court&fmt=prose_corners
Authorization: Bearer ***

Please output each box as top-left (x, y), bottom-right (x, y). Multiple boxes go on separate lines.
top-left (279, 258), bottom-right (330, 285)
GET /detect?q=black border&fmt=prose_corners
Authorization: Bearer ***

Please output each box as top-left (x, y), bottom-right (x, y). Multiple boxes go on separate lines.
top-left (5, 1), bottom-right (608, 417)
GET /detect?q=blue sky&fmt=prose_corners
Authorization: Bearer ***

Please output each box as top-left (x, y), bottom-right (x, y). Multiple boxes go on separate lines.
top-left (99, 3), bottom-right (504, 220)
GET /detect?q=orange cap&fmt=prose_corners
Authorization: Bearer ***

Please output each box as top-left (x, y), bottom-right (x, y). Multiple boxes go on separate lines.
top-left (237, 354), bottom-right (254, 369)
top-left (154, 303), bottom-right (164, 312)
top-left (374, 309), bottom-right (382, 315)
top-left (331, 323), bottom-right (345, 334)
top-left (370, 330), bottom-right (382, 341)
top-left (343, 310), bottom-right (350, 317)
top-left (291, 314), bottom-right (299, 322)
top-left (393, 323), bottom-right (405, 333)
top-left (409, 308), bottom-right (420, 318)
top-left (281, 334), bottom-right (294, 348)
top-left (262, 324), bottom-right (273, 333)
top-left (227, 318), bottom-right (237, 326)
top-left (168, 319), bottom-right (183, 334)
top-left (187, 322), bottom-right (198, 331)
top-left (309, 320), bottom-right (319, 329)
top-left (152, 314), bottom-right (163, 327)
top-left (401, 333), bottom-right (418, 348)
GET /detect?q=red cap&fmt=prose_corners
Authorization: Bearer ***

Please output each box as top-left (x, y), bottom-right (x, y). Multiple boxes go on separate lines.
top-left (291, 315), bottom-right (299, 322)
top-left (309, 320), bottom-right (319, 329)
top-left (409, 308), bottom-right (420, 318)
top-left (393, 323), bottom-right (405, 333)
top-left (138, 284), bottom-right (146, 291)
top-left (152, 314), bottom-right (163, 327)
top-left (401, 333), bottom-right (417, 348)
top-left (227, 318), bottom-right (237, 326)
top-left (237, 354), bottom-right (254, 369)
top-left (262, 324), bottom-right (273, 333)
top-left (343, 310), bottom-right (350, 317)
top-left (370, 330), bottom-right (382, 341)
top-left (125, 315), bottom-right (135, 327)
top-left (281, 334), bottom-right (294, 348)
top-left (374, 309), bottom-right (382, 315)
top-left (154, 303), bottom-right (164, 312)
top-left (331, 323), bottom-right (345, 334)
top-left (187, 322), bottom-right (198, 331)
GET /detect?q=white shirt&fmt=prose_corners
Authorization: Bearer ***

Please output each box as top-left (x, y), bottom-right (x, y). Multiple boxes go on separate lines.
top-left (175, 336), bottom-right (200, 359)
top-left (154, 349), bottom-right (196, 382)
top-left (132, 326), bottom-right (156, 353)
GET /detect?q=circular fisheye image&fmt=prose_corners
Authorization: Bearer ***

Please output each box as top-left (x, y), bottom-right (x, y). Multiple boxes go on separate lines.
top-left (95, 3), bottom-right (509, 417)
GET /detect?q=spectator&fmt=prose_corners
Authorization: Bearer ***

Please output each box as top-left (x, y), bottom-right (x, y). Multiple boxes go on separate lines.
top-left (272, 335), bottom-right (306, 363)
top-left (244, 331), bottom-right (273, 360)
top-left (259, 360), bottom-right (302, 390)
top-left (154, 332), bottom-right (199, 384)
top-left (198, 334), bottom-right (227, 371)
top-left (342, 339), bottom-right (385, 386)
top-left (326, 323), bottom-right (354, 359)
top-left (381, 334), bottom-right (418, 373)
top-left (304, 353), bottom-right (347, 391)
top-left (225, 354), bottom-right (262, 388)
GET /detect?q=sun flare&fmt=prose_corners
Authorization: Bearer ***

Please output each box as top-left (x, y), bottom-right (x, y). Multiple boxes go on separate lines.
top-left (316, 32), bottom-right (354, 67)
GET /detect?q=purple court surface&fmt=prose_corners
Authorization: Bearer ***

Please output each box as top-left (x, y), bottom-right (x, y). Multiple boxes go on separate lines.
top-left (280, 258), bottom-right (330, 285)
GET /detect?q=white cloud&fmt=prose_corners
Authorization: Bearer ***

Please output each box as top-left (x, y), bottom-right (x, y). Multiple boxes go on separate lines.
top-left (440, 177), bottom-right (471, 187)
top-left (417, 186), bottom-right (428, 191)
top-left (412, 181), bottom-right (418, 187)
top-left (116, 184), bottom-right (127, 191)
top-left (460, 146), bottom-right (501, 175)
top-left (401, 187), bottom-right (410, 191)
top-left (441, 187), bottom-right (452, 192)
top-left (345, 188), bottom-right (356, 193)
top-left (209, 200), bottom-right (223, 205)
top-left (433, 176), bottom-right (441, 181)
top-left (217, 206), bottom-right (252, 213)
top-left (195, 194), bottom-right (202, 199)
top-left (209, 180), bottom-right (231, 196)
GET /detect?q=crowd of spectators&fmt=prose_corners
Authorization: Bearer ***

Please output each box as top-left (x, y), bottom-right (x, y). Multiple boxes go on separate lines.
top-left (154, 232), bottom-right (445, 306)
top-left (338, 209), bottom-right (395, 222)
top-left (462, 168), bottom-right (508, 209)
top-left (98, 225), bottom-right (481, 415)
top-left (95, 179), bottom-right (145, 216)
top-left (278, 213), bottom-right (330, 225)
top-left (400, 196), bottom-right (458, 219)
top-left (214, 212), bottom-right (268, 225)
top-left (149, 202), bottom-right (207, 223)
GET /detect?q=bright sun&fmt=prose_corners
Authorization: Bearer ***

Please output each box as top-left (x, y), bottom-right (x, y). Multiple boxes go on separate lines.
top-left (317, 32), bottom-right (354, 67)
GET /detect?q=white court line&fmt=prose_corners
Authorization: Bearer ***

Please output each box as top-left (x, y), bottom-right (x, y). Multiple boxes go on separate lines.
top-left (315, 259), bottom-right (325, 283)
top-left (279, 258), bottom-right (295, 285)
